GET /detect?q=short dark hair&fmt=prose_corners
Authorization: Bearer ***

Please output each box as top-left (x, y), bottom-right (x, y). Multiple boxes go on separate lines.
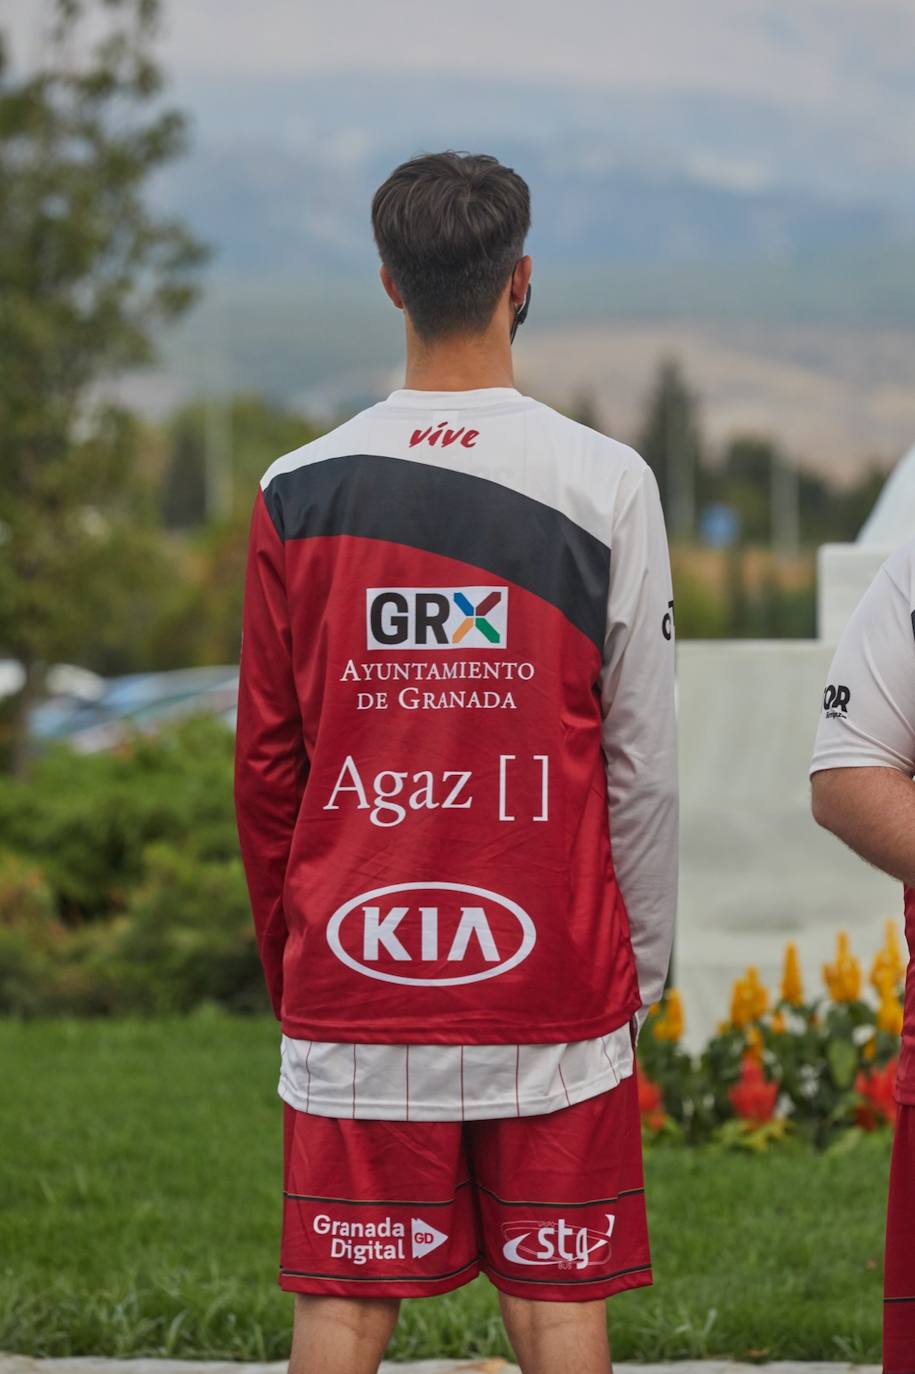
top-left (371, 151), bottom-right (531, 340)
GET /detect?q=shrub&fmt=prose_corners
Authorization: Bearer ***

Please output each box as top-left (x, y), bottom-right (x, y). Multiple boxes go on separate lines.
top-left (0, 718), bottom-right (269, 1016)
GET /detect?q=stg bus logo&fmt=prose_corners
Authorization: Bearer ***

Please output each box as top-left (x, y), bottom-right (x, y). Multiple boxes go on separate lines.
top-left (366, 586), bottom-right (508, 650)
top-left (326, 881), bottom-right (536, 986)
top-left (502, 1216), bottom-right (615, 1271)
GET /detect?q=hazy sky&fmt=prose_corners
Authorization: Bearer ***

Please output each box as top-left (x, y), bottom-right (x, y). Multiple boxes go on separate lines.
top-left (5, 0), bottom-right (914, 117)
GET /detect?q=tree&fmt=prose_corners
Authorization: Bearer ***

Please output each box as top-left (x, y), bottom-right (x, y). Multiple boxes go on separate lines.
top-left (161, 409), bottom-right (208, 530)
top-left (0, 0), bottom-right (208, 773)
top-left (636, 358), bottom-right (703, 541)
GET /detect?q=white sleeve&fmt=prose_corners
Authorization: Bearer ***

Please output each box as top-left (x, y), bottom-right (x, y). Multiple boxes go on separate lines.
top-left (600, 463), bottom-right (679, 1014)
top-left (810, 558), bottom-right (915, 778)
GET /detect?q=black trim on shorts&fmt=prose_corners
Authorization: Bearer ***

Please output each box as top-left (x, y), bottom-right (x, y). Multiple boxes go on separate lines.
top-left (283, 1178), bottom-right (472, 1208)
top-left (475, 1181), bottom-right (645, 1209)
top-left (279, 1256), bottom-right (480, 1284)
top-left (483, 1259), bottom-right (651, 1287)
top-left (885, 1296), bottom-right (915, 1304)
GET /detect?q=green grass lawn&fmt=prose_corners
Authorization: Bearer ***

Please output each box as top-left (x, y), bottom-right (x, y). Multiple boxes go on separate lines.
top-left (0, 1013), bottom-right (891, 1362)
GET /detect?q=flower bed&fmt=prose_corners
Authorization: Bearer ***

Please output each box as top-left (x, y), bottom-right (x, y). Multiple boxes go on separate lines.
top-left (638, 924), bottom-right (905, 1149)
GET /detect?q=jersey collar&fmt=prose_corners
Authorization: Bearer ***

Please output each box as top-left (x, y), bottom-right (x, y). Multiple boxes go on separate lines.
top-left (383, 386), bottom-right (523, 409)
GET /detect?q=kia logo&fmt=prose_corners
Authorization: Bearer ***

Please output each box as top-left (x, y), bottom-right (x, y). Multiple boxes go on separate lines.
top-left (326, 881), bottom-right (536, 986)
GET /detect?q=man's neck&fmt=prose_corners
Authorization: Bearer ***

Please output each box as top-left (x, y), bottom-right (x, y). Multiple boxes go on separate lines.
top-left (402, 327), bottom-right (515, 392)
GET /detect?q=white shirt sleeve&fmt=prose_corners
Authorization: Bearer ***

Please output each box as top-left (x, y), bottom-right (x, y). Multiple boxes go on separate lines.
top-left (810, 547), bottom-right (915, 778)
top-left (600, 462), bottom-right (679, 1015)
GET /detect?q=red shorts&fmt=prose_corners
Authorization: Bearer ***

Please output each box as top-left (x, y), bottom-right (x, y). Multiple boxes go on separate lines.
top-left (885, 1104), bottom-right (915, 1373)
top-left (280, 1069), bottom-right (651, 1303)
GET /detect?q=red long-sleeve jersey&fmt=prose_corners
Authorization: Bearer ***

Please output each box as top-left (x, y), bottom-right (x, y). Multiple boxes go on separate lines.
top-left (234, 386), bottom-right (678, 1045)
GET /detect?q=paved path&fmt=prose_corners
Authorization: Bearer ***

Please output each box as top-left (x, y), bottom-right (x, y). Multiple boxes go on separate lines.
top-left (0, 1357), bottom-right (883, 1374)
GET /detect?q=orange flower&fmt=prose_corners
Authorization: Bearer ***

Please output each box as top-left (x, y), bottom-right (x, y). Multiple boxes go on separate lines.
top-left (872, 920), bottom-right (905, 994)
top-left (780, 943), bottom-right (804, 1007)
top-left (730, 967), bottom-right (769, 1028)
top-left (823, 931), bottom-right (862, 1003)
top-left (745, 1025), bottom-right (764, 1063)
top-left (877, 987), bottom-right (904, 1037)
top-left (728, 1054), bottom-right (778, 1124)
top-left (855, 1061), bottom-right (898, 1130)
top-left (653, 988), bottom-right (685, 1043)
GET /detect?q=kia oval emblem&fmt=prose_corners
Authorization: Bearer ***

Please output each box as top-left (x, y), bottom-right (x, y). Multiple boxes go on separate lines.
top-left (326, 881), bottom-right (536, 986)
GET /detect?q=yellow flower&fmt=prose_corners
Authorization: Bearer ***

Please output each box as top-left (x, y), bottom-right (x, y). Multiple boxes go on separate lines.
top-left (653, 988), bottom-right (685, 1042)
top-left (863, 1034), bottom-right (877, 1061)
top-left (871, 920), bottom-right (905, 994)
top-left (886, 920), bottom-right (905, 979)
top-left (771, 1009), bottom-right (787, 1034)
top-left (877, 987), bottom-right (904, 1037)
top-left (823, 931), bottom-right (862, 1003)
top-left (730, 967), bottom-right (769, 1028)
top-left (745, 1024), bottom-right (764, 1062)
top-left (780, 943), bottom-right (804, 1006)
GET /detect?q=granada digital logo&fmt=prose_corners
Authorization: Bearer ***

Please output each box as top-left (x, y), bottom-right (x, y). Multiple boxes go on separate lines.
top-left (366, 587), bottom-right (508, 650)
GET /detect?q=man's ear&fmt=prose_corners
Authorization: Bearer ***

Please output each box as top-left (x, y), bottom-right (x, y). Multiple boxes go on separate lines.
top-left (379, 264), bottom-right (404, 310)
top-left (512, 255), bottom-right (533, 310)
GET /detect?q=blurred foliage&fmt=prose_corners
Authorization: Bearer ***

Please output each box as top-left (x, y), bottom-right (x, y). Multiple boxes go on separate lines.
top-left (622, 360), bottom-right (888, 550)
top-left (160, 392), bottom-right (322, 529)
top-left (0, 0), bottom-right (207, 772)
top-left (0, 715), bottom-right (237, 917)
top-left (637, 357), bottom-right (704, 542)
top-left (0, 715), bottom-right (270, 1015)
top-left (671, 546), bottom-right (816, 639)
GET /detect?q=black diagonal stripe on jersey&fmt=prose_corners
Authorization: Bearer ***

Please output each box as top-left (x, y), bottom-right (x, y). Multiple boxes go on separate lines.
top-left (263, 453), bottom-right (611, 653)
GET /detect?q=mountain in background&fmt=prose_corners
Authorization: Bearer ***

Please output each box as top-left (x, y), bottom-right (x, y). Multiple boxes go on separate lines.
top-left (157, 69), bottom-right (915, 280)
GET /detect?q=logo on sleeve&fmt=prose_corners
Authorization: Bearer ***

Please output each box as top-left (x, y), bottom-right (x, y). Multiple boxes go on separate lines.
top-left (366, 587), bottom-right (508, 649)
top-left (823, 684), bottom-right (851, 720)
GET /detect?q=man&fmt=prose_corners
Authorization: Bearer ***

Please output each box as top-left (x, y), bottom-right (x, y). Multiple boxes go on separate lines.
top-left (810, 539), bottom-right (915, 1374)
top-left (235, 150), bottom-right (678, 1374)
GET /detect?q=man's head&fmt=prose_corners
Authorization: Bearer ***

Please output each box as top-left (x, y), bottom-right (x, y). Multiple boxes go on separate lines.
top-left (371, 150), bottom-right (531, 344)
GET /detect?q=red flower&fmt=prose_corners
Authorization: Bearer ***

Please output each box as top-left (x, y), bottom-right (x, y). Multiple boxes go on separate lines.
top-left (637, 1073), bottom-right (666, 1131)
top-left (728, 1055), bottom-right (778, 1123)
top-left (855, 1060), bottom-right (898, 1130)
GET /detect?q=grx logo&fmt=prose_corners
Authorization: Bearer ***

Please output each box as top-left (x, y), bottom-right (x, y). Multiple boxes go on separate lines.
top-left (366, 586), bottom-right (508, 650)
top-left (452, 591), bottom-right (501, 644)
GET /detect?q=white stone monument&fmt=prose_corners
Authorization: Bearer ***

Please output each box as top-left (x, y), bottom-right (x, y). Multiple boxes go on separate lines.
top-left (675, 450), bottom-right (913, 1049)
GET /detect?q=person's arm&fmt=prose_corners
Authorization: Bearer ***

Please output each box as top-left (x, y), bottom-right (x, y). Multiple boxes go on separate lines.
top-left (810, 557), bottom-right (915, 883)
top-left (812, 767), bottom-right (915, 887)
top-left (600, 462), bottom-right (679, 1022)
top-left (234, 486), bottom-right (309, 1019)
